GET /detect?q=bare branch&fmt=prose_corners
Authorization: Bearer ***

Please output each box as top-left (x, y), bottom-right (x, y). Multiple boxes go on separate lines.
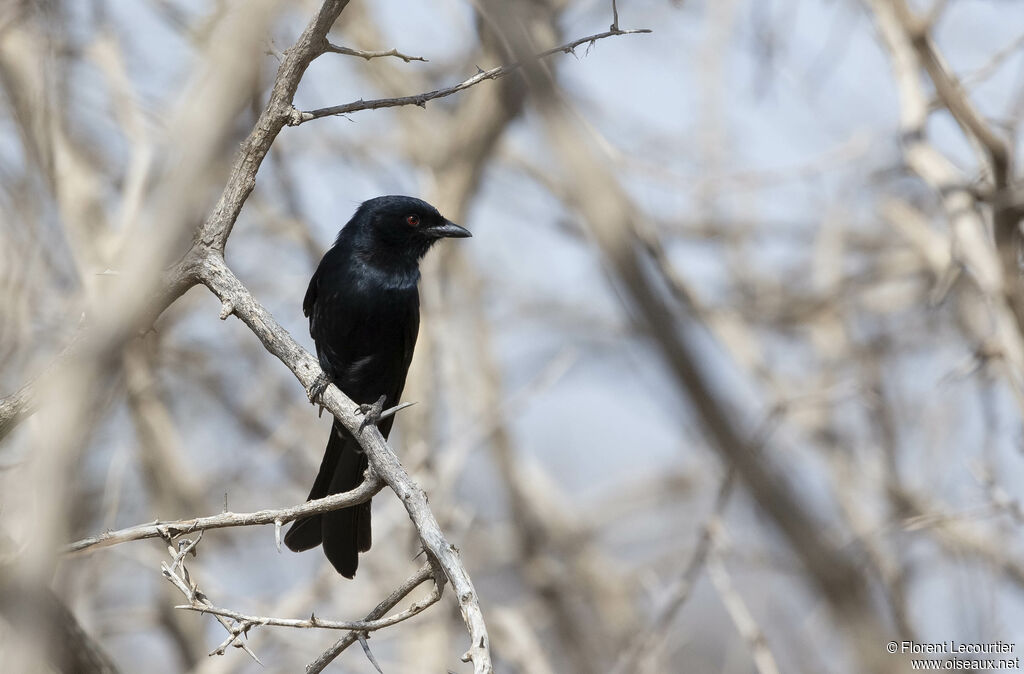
top-left (289, 27), bottom-right (651, 125)
top-left (611, 472), bottom-right (734, 674)
top-left (188, 0), bottom-right (352, 255)
top-left (890, 0), bottom-right (1010, 186)
top-left (306, 563), bottom-right (437, 674)
top-left (324, 42), bottom-right (427, 62)
top-left (0, 375), bottom-right (38, 442)
top-left (708, 536), bottom-right (782, 674)
top-left (175, 563), bottom-right (442, 633)
top-left (66, 474), bottom-right (383, 554)
top-left (865, 0), bottom-right (1024, 399)
top-left (160, 533), bottom-right (262, 662)
top-left (962, 30), bottom-right (1024, 89)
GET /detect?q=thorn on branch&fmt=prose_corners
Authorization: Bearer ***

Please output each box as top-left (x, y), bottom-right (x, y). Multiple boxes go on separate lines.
top-left (357, 633), bottom-right (383, 674)
top-left (378, 400), bottom-right (417, 421)
top-left (219, 299), bottom-right (234, 320)
top-left (293, 27), bottom-right (651, 125)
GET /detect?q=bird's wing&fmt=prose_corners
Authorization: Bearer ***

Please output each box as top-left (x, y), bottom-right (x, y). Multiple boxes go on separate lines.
top-left (303, 264), bottom-right (320, 318)
top-left (304, 257), bottom-right (356, 379)
top-left (401, 295), bottom-right (420, 378)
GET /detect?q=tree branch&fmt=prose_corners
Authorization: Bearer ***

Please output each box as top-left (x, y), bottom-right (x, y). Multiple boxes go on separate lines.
top-left (66, 474), bottom-right (383, 554)
top-left (324, 42), bottom-right (427, 62)
top-left (865, 0), bottom-right (1024, 397)
top-left (289, 27), bottom-right (651, 125)
top-left (160, 533), bottom-right (262, 662)
top-left (175, 564), bottom-right (442, 633)
top-left (188, 0), bottom-right (352, 255)
top-left (611, 472), bottom-right (734, 674)
top-left (306, 563), bottom-right (436, 674)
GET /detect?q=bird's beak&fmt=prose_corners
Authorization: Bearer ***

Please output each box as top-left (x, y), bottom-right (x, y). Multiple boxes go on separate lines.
top-left (429, 220), bottom-right (472, 239)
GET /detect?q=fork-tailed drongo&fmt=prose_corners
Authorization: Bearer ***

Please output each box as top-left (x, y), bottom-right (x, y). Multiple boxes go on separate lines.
top-left (283, 195), bottom-right (471, 578)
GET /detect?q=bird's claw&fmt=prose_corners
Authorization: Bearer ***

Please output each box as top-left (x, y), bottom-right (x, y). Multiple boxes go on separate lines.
top-left (307, 373), bottom-right (331, 403)
top-left (357, 395), bottom-right (388, 433)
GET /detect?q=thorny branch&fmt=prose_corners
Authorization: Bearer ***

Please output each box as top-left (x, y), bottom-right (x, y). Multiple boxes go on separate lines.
top-left (306, 563), bottom-right (437, 674)
top-left (289, 27), bottom-right (651, 125)
top-left (66, 473), bottom-right (383, 554)
top-left (324, 41), bottom-right (428, 62)
top-left (175, 561), bottom-right (442, 634)
top-left (160, 533), bottom-right (262, 662)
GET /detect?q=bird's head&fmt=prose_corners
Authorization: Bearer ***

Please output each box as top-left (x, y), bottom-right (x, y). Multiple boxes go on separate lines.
top-left (339, 195), bottom-right (471, 268)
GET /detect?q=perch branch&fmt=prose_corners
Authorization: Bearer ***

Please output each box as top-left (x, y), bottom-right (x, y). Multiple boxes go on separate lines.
top-left (66, 473), bottom-right (382, 554)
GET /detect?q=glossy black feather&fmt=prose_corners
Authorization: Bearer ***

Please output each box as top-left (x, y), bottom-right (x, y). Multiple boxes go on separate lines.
top-left (283, 196), bottom-right (470, 577)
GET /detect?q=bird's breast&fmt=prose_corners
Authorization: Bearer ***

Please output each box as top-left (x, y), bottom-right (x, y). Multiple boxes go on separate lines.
top-left (312, 280), bottom-right (419, 404)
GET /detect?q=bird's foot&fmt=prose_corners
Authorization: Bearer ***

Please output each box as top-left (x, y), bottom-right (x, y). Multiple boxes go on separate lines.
top-left (357, 395), bottom-right (388, 433)
top-left (307, 373), bottom-right (332, 417)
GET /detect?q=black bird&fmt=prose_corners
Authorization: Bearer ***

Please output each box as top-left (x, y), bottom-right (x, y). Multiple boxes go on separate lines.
top-left (283, 196), bottom-right (471, 577)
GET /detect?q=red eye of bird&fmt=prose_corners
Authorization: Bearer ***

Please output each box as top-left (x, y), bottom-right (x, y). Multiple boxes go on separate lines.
top-left (406, 214), bottom-right (420, 227)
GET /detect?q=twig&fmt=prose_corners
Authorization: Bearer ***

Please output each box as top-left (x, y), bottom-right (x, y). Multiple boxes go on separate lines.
top-left (0, 329), bottom-right (85, 442)
top-left (289, 27), bottom-right (651, 125)
top-left (962, 30), bottom-right (1024, 89)
top-left (707, 529), bottom-right (782, 674)
top-left (379, 400), bottom-right (417, 421)
top-left (185, 0), bottom-right (352, 256)
top-left (160, 534), bottom-right (263, 663)
top-left (175, 566), bottom-right (442, 632)
top-left (66, 474), bottom-right (382, 553)
top-left (611, 472), bottom-right (735, 674)
top-left (325, 42), bottom-right (427, 62)
top-left (306, 563), bottom-right (438, 674)
top-left (865, 0), bottom-right (1024, 407)
top-left (971, 463), bottom-right (1024, 525)
top-left (891, 1), bottom-right (1010, 186)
